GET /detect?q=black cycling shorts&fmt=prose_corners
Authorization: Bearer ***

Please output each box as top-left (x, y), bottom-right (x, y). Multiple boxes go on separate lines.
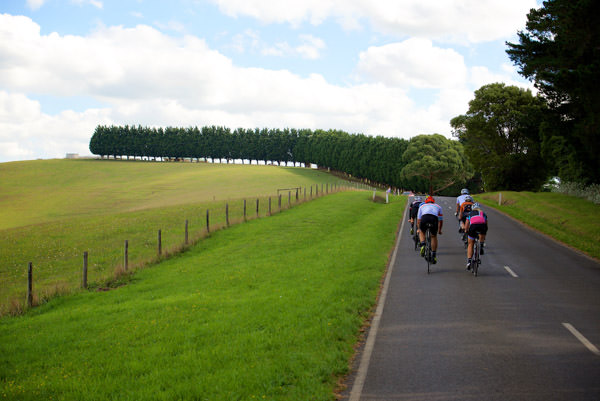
top-left (468, 223), bottom-right (488, 239)
top-left (419, 214), bottom-right (439, 235)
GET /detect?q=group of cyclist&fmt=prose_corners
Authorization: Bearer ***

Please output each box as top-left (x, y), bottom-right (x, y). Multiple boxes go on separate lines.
top-left (408, 188), bottom-right (488, 270)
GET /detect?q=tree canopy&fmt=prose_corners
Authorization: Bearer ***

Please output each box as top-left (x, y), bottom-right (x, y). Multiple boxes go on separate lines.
top-left (400, 134), bottom-right (472, 195)
top-left (451, 83), bottom-right (548, 191)
top-left (506, 0), bottom-right (600, 184)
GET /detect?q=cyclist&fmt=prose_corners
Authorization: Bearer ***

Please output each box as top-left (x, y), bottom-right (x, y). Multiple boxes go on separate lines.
top-left (465, 202), bottom-right (488, 271)
top-left (455, 188), bottom-right (470, 218)
top-left (417, 195), bottom-right (444, 264)
top-left (458, 195), bottom-right (474, 233)
top-left (408, 196), bottom-right (423, 235)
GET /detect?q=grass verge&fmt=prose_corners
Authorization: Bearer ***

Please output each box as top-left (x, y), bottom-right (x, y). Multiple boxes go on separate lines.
top-left (477, 191), bottom-right (600, 261)
top-left (0, 191), bottom-right (405, 401)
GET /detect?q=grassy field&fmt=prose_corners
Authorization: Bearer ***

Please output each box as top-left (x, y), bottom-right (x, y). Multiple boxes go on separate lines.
top-left (477, 191), bottom-right (600, 261)
top-left (0, 191), bottom-right (405, 401)
top-left (0, 159), bottom-right (353, 314)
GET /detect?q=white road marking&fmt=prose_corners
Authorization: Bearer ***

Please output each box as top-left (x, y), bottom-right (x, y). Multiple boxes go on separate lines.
top-left (562, 323), bottom-right (600, 356)
top-left (504, 265), bottom-right (519, 278)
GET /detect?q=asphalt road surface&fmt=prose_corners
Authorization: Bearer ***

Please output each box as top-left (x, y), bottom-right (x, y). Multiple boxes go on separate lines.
top-left (342, 196), bottom-right (600, 401)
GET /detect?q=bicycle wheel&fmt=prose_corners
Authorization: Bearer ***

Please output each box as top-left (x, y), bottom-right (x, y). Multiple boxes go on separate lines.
top-left (413, 220), bottom-right (419, 250)
top-left (473, 240), bottom-right (479, 276)
top-left (426, 229), bottom-right (431, 274)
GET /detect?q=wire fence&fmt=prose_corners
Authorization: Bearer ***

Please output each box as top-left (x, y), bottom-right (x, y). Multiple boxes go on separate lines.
top-left (4, 181), bottom-right (379, 316)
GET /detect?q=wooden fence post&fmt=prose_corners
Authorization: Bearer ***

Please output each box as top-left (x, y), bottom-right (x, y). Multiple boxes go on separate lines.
top-left (288, 191), bottom-right (291, 207)
top-left (256, 198), bottom-right (259, 217)
top-left (206, 209), bottom-right (210, 233)
top-left (304, 187), bottom-right (306, 200)
top-left (244, 199), bottom-right (247, 221)
top-left (269, 197), bottom-right (272, 215)
top-left (124, 240), bottom-right (129, 271)
top-left (158, 229), bottom-right (162, 256)
top-left (82, 251), bottom-right (88, 288)
top-left (185, 220), bottom-right (189, 245)
top-left (27, 262), bottom-right (33, 308)
top-left (278, 194), bottom-right (282, 211)
top-left (226, 203), bottom-right (229, 226)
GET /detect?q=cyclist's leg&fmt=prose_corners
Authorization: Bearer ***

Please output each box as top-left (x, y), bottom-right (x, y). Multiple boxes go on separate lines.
top-left (467, 238), bottom-right (474, 259)
top-left (466, 224), bottom-right (477, 269)
top-left (431, 216), bottom-right (440, 252)
top-left (477, 224), bottom-right (488, 253)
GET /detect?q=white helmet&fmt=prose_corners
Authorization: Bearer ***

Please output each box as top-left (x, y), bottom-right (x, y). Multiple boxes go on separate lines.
top-left (461, 188), bottom-right (469, 195)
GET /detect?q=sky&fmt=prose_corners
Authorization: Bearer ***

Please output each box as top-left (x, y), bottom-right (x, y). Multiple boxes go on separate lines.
top-left (0, 0), bottom-right (540, 163)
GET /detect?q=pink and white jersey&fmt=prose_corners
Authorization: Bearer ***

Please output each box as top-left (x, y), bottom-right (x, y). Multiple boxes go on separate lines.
top-left (417, 203), bottom-right (444, 220)
top-left (468, 210), bottom-right (487, 225)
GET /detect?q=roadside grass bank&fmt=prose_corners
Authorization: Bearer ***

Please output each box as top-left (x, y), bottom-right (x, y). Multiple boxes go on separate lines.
top-left (0, 159), bottom-right (352, 314)
top-left (0, 191), bottom-right (405, 401)
top-left (477, 191), bottom-right (600, 261)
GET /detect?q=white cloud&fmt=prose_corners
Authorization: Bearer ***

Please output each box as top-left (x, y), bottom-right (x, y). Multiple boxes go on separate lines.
top-left (261, 34), bottom-right (326, 59)
top-left (0, 13), bottom-right (483, 162)
top-left (0, 91), bottom-right (111, 161)
top-left (209, 0), bottom-right (537, 44)
top-left (229, 29), bottom-right (260, 53)
top-left (469, 65), bottom-right (535, 92)
top-left (357, 38), bottom-right (467, 89)
top-left (154, 20), bottom-right (186, 33)
top-left (71, 0), bottom-right (104, 9)
top-left (296, 34), bottom-right (326, 59)
top-left (26, 0), bottom-right (47, 10)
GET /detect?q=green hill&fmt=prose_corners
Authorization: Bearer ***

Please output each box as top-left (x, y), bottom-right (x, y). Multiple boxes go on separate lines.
top-left (0, 159), bottom-right (355, 312)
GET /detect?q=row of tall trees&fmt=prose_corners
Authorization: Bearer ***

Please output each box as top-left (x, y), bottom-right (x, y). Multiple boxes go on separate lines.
top-left (90, 125), bottom-right (409, 189)
top-left (89, 125), bottom-right (469, 194)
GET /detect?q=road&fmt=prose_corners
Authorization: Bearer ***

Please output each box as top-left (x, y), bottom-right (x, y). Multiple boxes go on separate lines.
top-left (342, 196), bottom-right (600, 401)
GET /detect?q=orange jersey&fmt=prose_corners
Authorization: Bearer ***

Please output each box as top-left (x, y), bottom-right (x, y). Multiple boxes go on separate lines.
top-left (460, 201), bottom-right (474, 216)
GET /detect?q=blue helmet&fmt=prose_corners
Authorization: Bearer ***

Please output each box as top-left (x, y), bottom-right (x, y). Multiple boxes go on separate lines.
top-left (414, 196), bottom-right (422, 202)
top-left (472, 202), bottom-right (482, 210)
top-left (461, 188), bottom-right (469, 195)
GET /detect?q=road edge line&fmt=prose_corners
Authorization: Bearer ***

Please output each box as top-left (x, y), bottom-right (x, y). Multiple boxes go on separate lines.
top-left (348, 200), bottom-right (409, 401)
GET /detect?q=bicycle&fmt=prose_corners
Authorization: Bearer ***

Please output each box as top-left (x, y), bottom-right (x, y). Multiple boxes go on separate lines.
top-left (471, 236), bottom-right (481, 276)
top-left (412, 219), bottom-right (420, 250)
top-left (422, 223), bottom-right (434, 274)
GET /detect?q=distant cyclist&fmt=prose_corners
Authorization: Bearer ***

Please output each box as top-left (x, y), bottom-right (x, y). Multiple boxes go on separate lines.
top-left (417, 196), bottom-right (444, 264)
top-left (455, 188), bottom-right (470, 218)
top-left (408, 196), bottom-right (423, 235)
top-left (465, 202), bottom-right (488, 271)
top-left (458, 195), bottom-right (474, 233)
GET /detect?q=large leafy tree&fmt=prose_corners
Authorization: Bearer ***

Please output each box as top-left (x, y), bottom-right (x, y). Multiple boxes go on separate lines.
top-left (506, 0), bottom-right (600, 183)
top-left (451, 83), bottom-right (548, 191)
top-left (400, 134), bottom-right (471, 195)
